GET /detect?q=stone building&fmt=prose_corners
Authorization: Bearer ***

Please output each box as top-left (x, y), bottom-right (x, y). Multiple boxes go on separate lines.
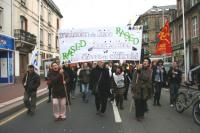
top-left (13, 0), bottom-right (63, 82)
top-left (170, 0), bottom-right (200, 71)
top-left (134, 5), bottom-right (176, 58)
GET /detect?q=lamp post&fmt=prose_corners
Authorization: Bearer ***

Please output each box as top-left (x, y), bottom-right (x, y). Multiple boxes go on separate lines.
top-left (37, 0), bottom-right (41, 75)
top-left (181, 0), bottom-right (187, 81)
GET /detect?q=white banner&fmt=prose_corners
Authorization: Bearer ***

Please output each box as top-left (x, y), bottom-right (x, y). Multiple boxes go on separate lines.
top-left (59, 26), bottom-right (143, 63)
top-left (30, 48), bottom-right (40, 71)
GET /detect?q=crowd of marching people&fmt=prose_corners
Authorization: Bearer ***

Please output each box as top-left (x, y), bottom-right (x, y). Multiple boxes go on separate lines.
top-left (22, 58), bottom-right (184, 122)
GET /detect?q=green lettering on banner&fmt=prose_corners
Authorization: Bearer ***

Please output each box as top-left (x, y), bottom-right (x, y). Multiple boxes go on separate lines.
top-left (115, 27), bottom-right (140, 45)
top-left (62, 40), bottom-right (87, 60)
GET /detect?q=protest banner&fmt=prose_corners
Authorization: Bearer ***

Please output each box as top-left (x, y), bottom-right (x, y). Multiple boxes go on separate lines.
top-left (59, 26), bottom-right (143, 63)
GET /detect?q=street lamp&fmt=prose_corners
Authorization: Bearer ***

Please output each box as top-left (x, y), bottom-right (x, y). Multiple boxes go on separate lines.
top-left (181, 0), bottom-right (187, 81)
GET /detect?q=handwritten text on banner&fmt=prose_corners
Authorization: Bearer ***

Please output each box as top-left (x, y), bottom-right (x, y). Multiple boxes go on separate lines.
top-left (59, 26), bottom-right (143, 63)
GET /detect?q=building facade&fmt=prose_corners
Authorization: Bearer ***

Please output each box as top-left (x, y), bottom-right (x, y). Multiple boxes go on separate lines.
top-left (0, 0), bottom-right (15, 83)
top-left (13, 0), bottom-right (62, 82)
top-left (134, 5), bottom-right (176, 58)
top-left (170, 0), bottom-right (200, 71)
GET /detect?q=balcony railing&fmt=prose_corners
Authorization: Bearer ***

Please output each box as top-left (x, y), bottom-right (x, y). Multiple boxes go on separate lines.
top-left (14, 29), bottom-right (36, 45)
top-left (191, 35), bottom-right (200, 44)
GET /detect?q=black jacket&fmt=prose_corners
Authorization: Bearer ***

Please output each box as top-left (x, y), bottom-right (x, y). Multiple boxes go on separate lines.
top-left (167, 68), bottom-right (182, 85)
top-left (90, 66), bottom-right (111, 97)
top-left (48, 70), bottom-right (66, 98)
top-left (22, 72), bottom-right (40, 93)
top-left (79, 69), bottom-right (90, 84)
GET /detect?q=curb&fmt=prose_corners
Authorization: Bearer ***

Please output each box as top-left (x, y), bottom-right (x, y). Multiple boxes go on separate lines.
top-left (0, 88), bottom-right (48, 120)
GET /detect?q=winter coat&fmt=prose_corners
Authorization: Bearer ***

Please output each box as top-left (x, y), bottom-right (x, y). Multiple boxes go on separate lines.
top-left (48, 71), bottom-right (66, 98)
top-left (167, 68), bottom-right (182, 85)
top-left (131, 67), bottom-right (152, 100)
top-left (22, 72), bottom-right (40, 94)
top-left (79, 69), bottom-right (90, 84)
top-left (63, 66), bottom-right (76, 90)
top-left (89, 66), bottom-right (111, 97)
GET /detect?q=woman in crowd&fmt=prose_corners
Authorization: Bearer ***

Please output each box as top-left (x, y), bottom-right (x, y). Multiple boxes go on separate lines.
top-left (111, 66), bottom-right (128, 110)
top-left (48, 62), bottom-right (67, 121)
top-left (152, 59), bottom-right (167, 106)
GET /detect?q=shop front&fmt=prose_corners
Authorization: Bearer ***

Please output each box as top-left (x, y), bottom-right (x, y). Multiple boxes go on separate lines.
top-left (0, 34), bottom-right (14, 84)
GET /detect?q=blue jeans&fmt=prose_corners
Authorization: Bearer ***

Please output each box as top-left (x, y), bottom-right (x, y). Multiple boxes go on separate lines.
top-left (82, 83), bottom-right (90, 102)
top-left (170, 83), bottom-right (179, 104)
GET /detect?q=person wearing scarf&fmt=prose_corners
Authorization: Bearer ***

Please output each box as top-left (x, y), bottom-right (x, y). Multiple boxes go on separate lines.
top-left (152, 59), bottom-right (167, 106)
top-left (132, 58), bottom-right (152, 121)
top-left (111, 66), bottom-right (127, 110)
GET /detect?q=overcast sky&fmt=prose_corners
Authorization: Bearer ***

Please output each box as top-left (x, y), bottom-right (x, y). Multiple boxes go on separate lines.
top-left (53, 0), bottom-right (176, 29)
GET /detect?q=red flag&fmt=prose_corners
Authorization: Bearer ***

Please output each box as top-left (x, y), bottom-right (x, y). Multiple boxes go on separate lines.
top-left (155, 20), bottom-right (172, 55)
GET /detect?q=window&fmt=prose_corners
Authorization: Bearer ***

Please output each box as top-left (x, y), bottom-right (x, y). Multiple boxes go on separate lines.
top-left (179, 24), bottom-right (183, 41)
top-left (186, 18), bottom-right (189, 40)
top-left (48, 10), bottom-right (51, 24)
top-left (143, 33), bottom-right (149, 43)
top-left (0, 7), bottom-right (3, 31)
top-left (48, 33), bottom-right (51, 46)
top-left (191, 0), bottom-right (198, 7)
top-left (21, 0), bottom-right (26, 6)
top-left (56, 36), bottom-right (58, 48)
top-left (144, 19), bottom-right (148, 26)
top-left (40, 29), bottom-right (43, 43)
top-left (40, 3), bottom-right (43, 18)
top-left (170, 31), bottom-right (173, 42)
top-left (178, 0), bottom-right (181, 11)
top-left (57, 18), bottom-right (59, 30)
top-left (20, 16), bottom-right (27, 31)
top-left (192, 16), bottom-right (198, 37)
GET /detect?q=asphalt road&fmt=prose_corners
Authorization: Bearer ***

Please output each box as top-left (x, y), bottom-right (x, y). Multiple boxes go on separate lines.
top-left (0, 87), bottom-right (200, 133)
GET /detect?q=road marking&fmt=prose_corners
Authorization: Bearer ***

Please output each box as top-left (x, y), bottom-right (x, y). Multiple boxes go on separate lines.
top-left (111, 100), bottom-right (122, 123)
top-left (0, 97), bottom-right (48, 126)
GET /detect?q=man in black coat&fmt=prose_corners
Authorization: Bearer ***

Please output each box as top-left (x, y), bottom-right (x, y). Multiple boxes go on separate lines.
top-left (22, 65), bottom-right (40, 115)
top-left (90, 61), bottom-right (111, 116)
top-left (167, 61), bottom-right (182, 106)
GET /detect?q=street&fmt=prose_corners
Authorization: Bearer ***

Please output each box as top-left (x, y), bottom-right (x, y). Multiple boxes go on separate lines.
top-left (0, 87), bottom-right (200, 133)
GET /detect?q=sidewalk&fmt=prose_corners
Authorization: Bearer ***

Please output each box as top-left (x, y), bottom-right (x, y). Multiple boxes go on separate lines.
top-left (0, 79), bottom-right (48, 103)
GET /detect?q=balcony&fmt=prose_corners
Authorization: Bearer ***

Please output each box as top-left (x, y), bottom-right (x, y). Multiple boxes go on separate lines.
top-left (14, 29), bottom-right (37, 52)
top-left (191, 36), bottom-right (200, 44)
top-left (14, 29), bottom-right (36, 45)
top-left (172, 42), bottom-right (184, 51)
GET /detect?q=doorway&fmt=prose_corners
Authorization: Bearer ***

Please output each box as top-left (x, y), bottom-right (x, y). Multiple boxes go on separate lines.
top-left (19, 53), bottom-right (28, 77)
top-left (193, 49), bottom-right (199, 65)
